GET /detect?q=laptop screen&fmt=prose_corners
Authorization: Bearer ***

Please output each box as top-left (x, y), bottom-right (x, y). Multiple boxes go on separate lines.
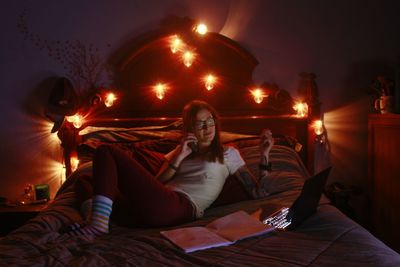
top-left (286, 167), bottom-right (332, 230)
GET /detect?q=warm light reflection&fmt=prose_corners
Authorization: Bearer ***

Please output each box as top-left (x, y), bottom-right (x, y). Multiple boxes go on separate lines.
top-left (104, 92), bottom-right (116, 107)
top-left (319, 97), bottom-right (371, 178)
top-left (219, 1), bottom-right (254, 39)
top-left (293, 102), bottom-right (309, 117)
top-left (70, 156), bottom-right (79, 172)
top-left (154, 83), bottom-right (167, 100)
top-left (182, 51), bottom-right (194, 67)
top-left (170, 35), bottom-right (183, 54)
top-left (22, 117), bottom-right (67, 200)
top-left (66, 114), bottom-right (84, 128)
top-left (313, 120), bottom-right (324, 135)
top-left (44, 121), bottom-right (62, 144)
top-left (204, 74), bottom-right (216, 90)
top-left (49, 160), bottom-right (66, 187)
top-left (195, 23), bottom-right (208, 35)
top-left (250, 88), bottom-right (267, 104)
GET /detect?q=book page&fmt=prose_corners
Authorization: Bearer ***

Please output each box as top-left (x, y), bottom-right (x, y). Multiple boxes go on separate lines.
top-left (160, 226), bottom-right (232, 253)
top-left (206, 210), bottom-right (274, 242)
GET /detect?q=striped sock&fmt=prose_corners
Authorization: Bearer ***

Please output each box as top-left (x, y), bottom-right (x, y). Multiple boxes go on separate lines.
top-left (66, 195), bottom-right (113, 238)
top-left (90, 195), bottom-right (113, 233)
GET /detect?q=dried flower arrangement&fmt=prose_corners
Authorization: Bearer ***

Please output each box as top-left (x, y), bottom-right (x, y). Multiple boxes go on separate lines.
top-left (17, 9), bottom-right (113, 98)
top-left (369, 75), bottom-right (394, 96)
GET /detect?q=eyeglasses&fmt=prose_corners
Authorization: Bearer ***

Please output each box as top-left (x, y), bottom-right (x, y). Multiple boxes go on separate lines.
top-left (194, 117), bottom-right (215, 130)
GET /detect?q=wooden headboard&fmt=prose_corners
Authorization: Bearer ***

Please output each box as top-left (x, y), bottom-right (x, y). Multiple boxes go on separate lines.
top-left (53, 16), bottom-right (321, 177)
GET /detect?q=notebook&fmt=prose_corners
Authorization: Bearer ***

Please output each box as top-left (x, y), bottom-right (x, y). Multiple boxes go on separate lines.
top-left (262, 167), bottom-right (332, 230)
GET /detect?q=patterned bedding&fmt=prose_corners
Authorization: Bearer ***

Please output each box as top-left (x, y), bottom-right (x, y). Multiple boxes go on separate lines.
top-left (1, 145), bottom-right (399, 266)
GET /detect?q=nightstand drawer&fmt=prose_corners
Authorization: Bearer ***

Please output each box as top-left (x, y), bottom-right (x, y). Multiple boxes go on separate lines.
top-left (0, 203), bottom-right (49, 236)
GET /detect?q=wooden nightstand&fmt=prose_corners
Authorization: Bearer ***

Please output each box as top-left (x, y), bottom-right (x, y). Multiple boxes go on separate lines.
top-left (368, 113), bottom-right (400, 252)
top-left (0, 202), bottom-right (49, 236)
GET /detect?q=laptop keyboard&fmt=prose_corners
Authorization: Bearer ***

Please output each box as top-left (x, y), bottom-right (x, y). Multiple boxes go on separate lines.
top-left (262, 207), bottom-right (291, 229)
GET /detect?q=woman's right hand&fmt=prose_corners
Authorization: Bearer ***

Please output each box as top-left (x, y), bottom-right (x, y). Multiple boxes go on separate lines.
top-left (179, 133), bottom-right (198, 158)
top-left (157, 133), bottom-right (198, 183)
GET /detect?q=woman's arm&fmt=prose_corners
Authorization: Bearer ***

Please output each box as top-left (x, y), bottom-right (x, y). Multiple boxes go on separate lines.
top-left (259, 129), bottom-right (274, 176)
top-left (156, 146), bottom-right (184, 183)
top-left (233, 129), bottom-right (274, 198)
top-left (233, 165), bottom-right (269, 199)
top-left (156, 133), bottom-right (197, 183)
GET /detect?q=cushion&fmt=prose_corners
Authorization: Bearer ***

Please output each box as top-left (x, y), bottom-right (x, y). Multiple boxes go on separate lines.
top-left (77, 139), bottom-right (178, 165)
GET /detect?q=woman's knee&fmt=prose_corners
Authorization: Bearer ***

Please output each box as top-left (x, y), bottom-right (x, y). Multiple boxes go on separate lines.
top-left (93, 144), bottom-right (130, 167)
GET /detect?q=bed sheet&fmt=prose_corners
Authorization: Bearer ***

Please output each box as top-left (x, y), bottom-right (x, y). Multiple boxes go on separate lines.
top-left (1, 146), bottom-right (399, 266)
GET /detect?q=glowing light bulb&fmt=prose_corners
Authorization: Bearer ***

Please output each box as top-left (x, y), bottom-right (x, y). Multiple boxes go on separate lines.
top-left (58, 161), bottom-right (66, 185)
top-left (104, 92), bottom-right (116, 107)
top-left (170, 35), bottom-right (182, 54)
top-left (293, 102), bottom-right (308, 117)
top-left (313, 120), bottom-right (324, 135)
top-left (154, 83), bottom-right (166, 100)
top-left (70, 156), bottom-right (79, 172)
top-left (250, 88), bottom-right (266, 104)
top-left (183, 51), bottom-right (194, 67)
top-left (66, 114), bottom-right (84, 128)
top-left (204, 74), bottom-right (216, 90)
top-left (195, 23), bottom-right (208, 35)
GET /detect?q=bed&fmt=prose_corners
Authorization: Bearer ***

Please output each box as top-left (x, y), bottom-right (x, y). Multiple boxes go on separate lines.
top-left (1, 16), bottom-right (399, 266)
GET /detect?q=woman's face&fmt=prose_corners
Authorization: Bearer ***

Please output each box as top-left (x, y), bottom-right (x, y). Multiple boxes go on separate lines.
top-left (194, 108), bottom-right (216, 147)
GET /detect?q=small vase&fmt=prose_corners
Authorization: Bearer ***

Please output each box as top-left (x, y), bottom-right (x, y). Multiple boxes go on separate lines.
top-left (374, 95), bottom-right (394, 114)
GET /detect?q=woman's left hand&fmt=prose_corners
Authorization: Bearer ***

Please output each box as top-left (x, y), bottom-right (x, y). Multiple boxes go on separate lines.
top-left (259, 129), bottom-right (274, 157)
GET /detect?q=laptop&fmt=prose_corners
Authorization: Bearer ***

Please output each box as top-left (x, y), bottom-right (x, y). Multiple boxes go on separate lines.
top-left (262, 167), bottom-right (332, 230)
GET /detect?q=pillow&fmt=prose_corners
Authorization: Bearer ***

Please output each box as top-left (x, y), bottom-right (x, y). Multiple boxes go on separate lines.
top-left (77, 125), bottom-right (301, 165)
top-left (210, 135), bottom-right (298, 208)
top-left (225, 134), bottom-right (302, 151)
top-left (77, 138), bottom-right (178, 165)
top-left (239, 145), bottom-right (308, 194)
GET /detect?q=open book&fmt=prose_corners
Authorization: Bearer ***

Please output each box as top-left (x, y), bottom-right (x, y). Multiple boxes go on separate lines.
top-left (160, 210), bottom-right (275, 253)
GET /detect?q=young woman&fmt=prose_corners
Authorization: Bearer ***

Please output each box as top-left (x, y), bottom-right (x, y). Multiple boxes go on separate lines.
top-left (63, 100), bottom-right (274, 238)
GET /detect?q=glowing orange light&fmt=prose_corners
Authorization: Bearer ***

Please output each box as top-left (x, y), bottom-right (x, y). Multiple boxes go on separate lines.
top-left (313, 120), bottom-right (324, 135)
top-left (204, 74), bottom-right (216, 90)
top-left (48, 160), bottom-right (66, 188)
top-left (66, 114), bottom-right (84, 128)
top-left (195, 23), bottom-right (208, 35)
top-left (60, 163), bottom-right (66, 185)
top-left (70, 156), bottom-right (79, 172)
top-left (104, 92), bottom-right (116, 107)
top-left (154, 83), bottom-right (167, 100)
top-left (250, 88), bottom-right (267, 104)
top-left (293, 102), bottom-right (309, 117)
top-left (170, 35), bottom-right (183, 54)
top-left (182, 51), bottom-right (194, 67)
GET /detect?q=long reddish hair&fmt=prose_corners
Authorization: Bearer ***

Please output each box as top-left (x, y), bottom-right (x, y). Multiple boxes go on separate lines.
top-left (182, 100), bottom-right (224, 163)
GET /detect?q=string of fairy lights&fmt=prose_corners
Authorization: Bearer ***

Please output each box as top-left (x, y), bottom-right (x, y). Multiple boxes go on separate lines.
top-left (57, 22), bottom-right (324, 176)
